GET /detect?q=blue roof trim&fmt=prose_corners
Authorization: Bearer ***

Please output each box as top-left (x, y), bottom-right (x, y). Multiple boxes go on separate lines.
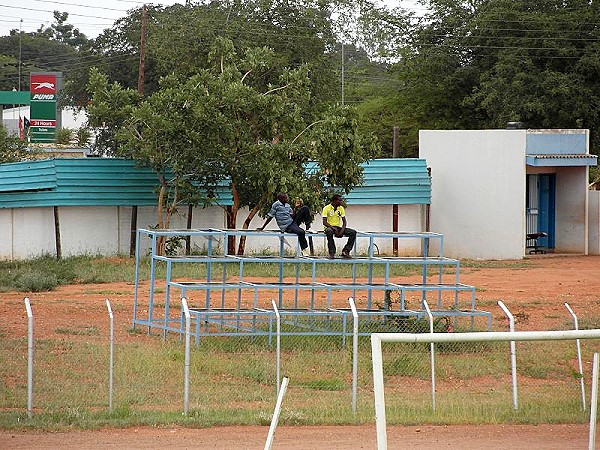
top-left (526, 154), bottom-right (597, 167)
top-left (0, 157), bottom-right (431, 209)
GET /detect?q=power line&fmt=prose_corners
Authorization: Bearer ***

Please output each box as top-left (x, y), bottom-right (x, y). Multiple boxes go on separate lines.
top-left (0, 3), bottom-right (117, 21)
top-left (30, 0), bottom-right (130, 13)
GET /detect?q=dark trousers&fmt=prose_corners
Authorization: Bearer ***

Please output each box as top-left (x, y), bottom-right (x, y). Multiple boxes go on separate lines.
top-left (324, 227), bottom-right (356, 255)
top-left (285, 222), bottom-right (308, 250)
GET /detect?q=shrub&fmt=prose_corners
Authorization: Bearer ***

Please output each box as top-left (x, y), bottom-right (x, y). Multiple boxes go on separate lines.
top-left (15, 270), bottom-right (59, 292)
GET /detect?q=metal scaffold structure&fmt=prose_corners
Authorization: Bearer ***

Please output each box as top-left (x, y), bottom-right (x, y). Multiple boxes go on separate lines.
top-left (133, 228), bottom-right (492, 342)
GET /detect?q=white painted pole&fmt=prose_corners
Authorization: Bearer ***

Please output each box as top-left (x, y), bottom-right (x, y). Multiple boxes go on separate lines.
top-left (422, 300), bottom-right (436, 411)
top-left (374, 329), bottom-right (600, 344)
top-left (105, 299), bottom-right (114, 413)
top-left (565, 303), bottom-right (586, 411)
top-left (181, 297), bottom-right (191, 415)
top-left (589, 353), bottom-right (599, 450)
top-left (264, 376), bottom-right (289, 450)
top-left (498, 300), bottom-right (518, 410)
top-left (272, 300), bottom-right (281, 395)
top-left (371, 334), bottom-right (387, 450)
top-left (349, 297), bottom-right (359, 414)
top-left (24, 297), bottom-right (33, 419)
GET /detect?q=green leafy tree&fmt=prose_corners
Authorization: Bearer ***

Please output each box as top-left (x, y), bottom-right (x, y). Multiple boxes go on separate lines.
top-left (36, 11), bottom-right (89, 49)
top-left (365, 0), bottom-right (600, 154)
top-left (87, 38), bottom-right (377, 254)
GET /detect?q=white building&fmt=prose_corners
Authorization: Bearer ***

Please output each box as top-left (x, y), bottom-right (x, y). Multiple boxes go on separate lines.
top-left (419, 129), bottom-right (597, 259)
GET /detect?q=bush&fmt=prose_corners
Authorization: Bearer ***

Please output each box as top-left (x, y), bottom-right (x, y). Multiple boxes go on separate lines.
top-left (76, 127), bottom-right (92, 146)
top-left (15, 270), bottom-right (59, 292)
top-left (55, 128), bottom-right (73, 145)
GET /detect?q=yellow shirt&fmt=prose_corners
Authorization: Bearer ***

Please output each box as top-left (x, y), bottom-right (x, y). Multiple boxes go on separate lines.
top-left (322, 204), bottom-right (345, 228)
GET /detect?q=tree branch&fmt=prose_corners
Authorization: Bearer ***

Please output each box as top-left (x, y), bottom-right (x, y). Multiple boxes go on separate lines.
top-left (262, 82), bottom-right (291, 96)
top-left (290, 119), bottom-right (326, 144)
top-left (241, 69), bottom-right (252, 83)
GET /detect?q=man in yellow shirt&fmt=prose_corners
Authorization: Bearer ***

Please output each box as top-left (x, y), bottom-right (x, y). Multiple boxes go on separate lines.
top-left (321, 194), bottom-right (356, 259)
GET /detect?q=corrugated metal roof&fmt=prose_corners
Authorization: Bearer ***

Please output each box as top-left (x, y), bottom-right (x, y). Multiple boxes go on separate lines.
top-left (347, 159), bottom-right (431, 205)
top-left (0, 157), bottom-right (431, 209)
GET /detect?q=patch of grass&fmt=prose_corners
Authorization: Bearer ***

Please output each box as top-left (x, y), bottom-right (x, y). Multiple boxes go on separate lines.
top-left (300, 379), bottom-right (345, 391)
top-left (578, 316), bottom-right (600, 330)
top-left (460, 259), bottom-right (533, 269)
top-left (55, 326), bottom-right (99, 336)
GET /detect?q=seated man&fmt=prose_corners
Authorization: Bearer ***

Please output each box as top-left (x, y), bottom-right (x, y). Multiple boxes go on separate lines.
top-left (293, 198), bottom-right (312, 229)
top-left (322, 194), bottom-right (356, 259)
top-left (258, 192), bottom-right (310, 257)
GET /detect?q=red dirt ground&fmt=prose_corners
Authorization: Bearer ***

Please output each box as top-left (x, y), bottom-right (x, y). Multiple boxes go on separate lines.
top-left (1, 254), bottom-right (599, 448)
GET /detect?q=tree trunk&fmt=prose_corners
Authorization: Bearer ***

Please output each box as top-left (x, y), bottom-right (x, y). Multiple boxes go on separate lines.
top-left (237, 203), bottom-right (262, 255)
top-left (225, 183), bottom-right (241, 255)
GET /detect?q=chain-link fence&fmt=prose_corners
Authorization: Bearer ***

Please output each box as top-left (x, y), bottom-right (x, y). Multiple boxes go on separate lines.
top-left (2, 298), bottom-right (599, 427)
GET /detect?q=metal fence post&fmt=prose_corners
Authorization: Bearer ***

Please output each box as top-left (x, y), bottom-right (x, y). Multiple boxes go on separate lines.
top-left (181, 297), bottom-right (191, 415)
top-left (106, 299), bottom-right (114, 413)
top-left (589, 353), bottom-right (599, 450)
top-left (349, 297), bottom-right (358, 414)
top-left (24, 297), bottom-right (33, 419)
top-left (565, 302), bottom-right (586, 411)
top-left (272, 300), bottom-right (281, 395)
top-left (422, 300), bottom-right (436, 411)
top-left (498, 300), bottom-right (518, 410)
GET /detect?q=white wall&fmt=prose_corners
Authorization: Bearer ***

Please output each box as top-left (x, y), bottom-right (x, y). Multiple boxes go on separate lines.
top-left (225, 204), bottom-right (424, 256)
top-left (555, 167), bottom-right (588, 253)
top-left (0, 207), bottom-right (56, 259)
top-left (0, 203), bottom-right (425, 260)
top-left (419, 130), bottom-right (527, 259)
top-left (589, 191), bottom-right (600, 255)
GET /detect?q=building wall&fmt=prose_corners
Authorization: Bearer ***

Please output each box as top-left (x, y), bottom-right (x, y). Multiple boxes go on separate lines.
top-left (555, 167), bottom-right (589, 253)
top-left (0, 207), bottom-right (56, 259)
top-left (589, 191), bottom-right (600, 255)
top-left (419, 130), bottom-right (527, 259)
top-left (0, 203), bottom-right (424, 260)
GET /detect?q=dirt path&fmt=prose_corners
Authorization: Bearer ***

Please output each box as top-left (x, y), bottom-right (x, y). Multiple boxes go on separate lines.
top-left (0, 424), bottom-right (594, 449)
top-left (1, 254), bottom-right (600, 449)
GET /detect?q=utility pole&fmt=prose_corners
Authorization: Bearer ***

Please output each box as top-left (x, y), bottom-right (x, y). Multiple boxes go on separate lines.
top-left (18, 19), bottom-right (23, 91)
top-left (137, 4), bottom-right (147, 96)
top-left (341, 42), bottom-right (345, 106)
top-left (392, 126), bottom-right (400, 256)
top-left (131, 4), bottom-right (146, 257)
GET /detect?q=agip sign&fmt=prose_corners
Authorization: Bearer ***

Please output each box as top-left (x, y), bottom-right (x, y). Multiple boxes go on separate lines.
top-left (30, 72), bottom-right (61, 143)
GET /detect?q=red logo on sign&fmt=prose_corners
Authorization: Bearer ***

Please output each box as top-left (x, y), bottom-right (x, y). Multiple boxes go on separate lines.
top-left (30, 74), bottom-right (57, 94)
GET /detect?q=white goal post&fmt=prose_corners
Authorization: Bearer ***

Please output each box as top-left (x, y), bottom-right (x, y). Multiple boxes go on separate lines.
top-left (371, 329), bottom-right (600, 450)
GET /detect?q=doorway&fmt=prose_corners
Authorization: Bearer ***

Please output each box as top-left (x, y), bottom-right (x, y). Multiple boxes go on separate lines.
top-left (526, 174), bottom-right (555, 249)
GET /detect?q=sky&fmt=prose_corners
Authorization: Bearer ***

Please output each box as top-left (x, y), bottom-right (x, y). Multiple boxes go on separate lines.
top-left (0, 0), bottom-right (424, 39)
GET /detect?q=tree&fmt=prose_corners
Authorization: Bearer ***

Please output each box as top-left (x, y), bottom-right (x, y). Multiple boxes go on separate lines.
top-left (36, 11), bottom-right (89, 49)
top-left (87, 37), bottom-right (377, 255)
top-left (0, 125), bottom-right (29, 163)
top-left (363, 0), bottom-right (600, 153)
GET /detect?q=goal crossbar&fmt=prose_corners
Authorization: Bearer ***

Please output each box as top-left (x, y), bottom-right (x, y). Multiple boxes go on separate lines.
top-left (371, 329), bottom-right (600, 450)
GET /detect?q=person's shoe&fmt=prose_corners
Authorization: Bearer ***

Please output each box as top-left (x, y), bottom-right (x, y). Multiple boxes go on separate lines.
top-left (301, 248), bottom-right (310, 257)
top-left (341, 251), bottom-right (351, 259)
top-left (328, 254), bottom-right (335, 259)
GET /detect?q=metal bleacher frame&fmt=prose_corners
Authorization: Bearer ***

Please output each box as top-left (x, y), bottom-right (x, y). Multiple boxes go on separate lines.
top-left (132, 228), bottom-right (492, 341)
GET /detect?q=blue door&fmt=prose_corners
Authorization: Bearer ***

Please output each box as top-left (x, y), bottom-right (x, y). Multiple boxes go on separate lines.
top-left (537, 174), bottom-right (555, 248)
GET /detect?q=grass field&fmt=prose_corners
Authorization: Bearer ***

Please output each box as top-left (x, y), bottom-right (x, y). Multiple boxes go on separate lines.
top-left (0, 255), bottom-right (598, 431)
